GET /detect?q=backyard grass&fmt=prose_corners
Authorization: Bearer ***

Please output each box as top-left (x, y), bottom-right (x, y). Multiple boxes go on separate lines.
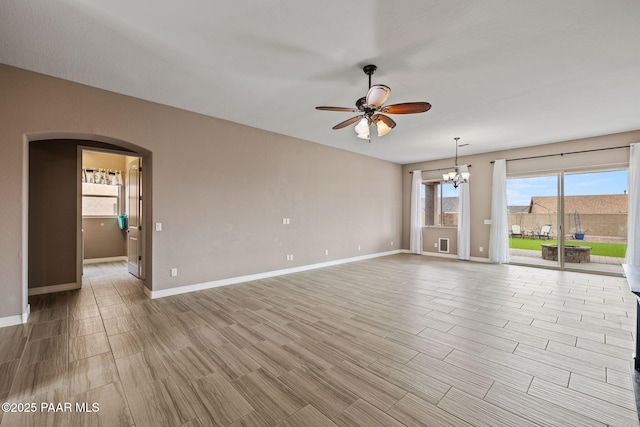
top-left (509, 238), bottom-right (627, 258)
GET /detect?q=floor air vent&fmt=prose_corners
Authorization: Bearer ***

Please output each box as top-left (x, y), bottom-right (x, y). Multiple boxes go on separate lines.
top-left (438, 238), bottom-right (450, 253)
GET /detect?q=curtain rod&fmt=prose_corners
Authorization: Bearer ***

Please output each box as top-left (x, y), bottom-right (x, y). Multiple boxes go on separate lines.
top-left (409, 164), bottom-right (472, 174)
top-left (489, 145), bottom-right (630, 164)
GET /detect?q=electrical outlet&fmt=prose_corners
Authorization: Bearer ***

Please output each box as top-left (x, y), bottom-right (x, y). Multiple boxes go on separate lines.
top-left (170, 268), bottom-right (177, 277)
top-left (325, 249), bottom-right (329, 255)
top-left (434, 242), bottom-right (438, 248)
top-left (390, 241), bottom-right (394, 246)
top-left (358, 245), bottom-right (361, 251)
top-left (479, 246), bottom-right (484, 252)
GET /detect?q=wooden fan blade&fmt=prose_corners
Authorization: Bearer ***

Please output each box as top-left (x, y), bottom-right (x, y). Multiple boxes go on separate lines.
top-left (381, 102), bottom-right (431, 114)
top-left (332, 116), bottom-right (362, 130)
top-left (316, 106), bottom-right (359, 112)
top-left (372, 114), bottom-right (396, 129)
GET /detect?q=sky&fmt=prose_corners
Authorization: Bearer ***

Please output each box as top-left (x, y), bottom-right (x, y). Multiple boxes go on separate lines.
top-left (507, 170), bottom-right (628, 206)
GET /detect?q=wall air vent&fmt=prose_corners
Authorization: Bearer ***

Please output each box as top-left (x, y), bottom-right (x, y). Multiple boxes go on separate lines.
top-left (438, 238), bottom-right (450, 253)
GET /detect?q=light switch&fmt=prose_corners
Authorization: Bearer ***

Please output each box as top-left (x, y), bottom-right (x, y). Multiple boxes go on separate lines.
top-left (155, 223), bottom-right (162, 231)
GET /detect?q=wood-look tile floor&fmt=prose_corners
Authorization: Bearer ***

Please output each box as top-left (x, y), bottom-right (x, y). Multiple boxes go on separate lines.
top-left (1, 254), bottom-right (639, 426)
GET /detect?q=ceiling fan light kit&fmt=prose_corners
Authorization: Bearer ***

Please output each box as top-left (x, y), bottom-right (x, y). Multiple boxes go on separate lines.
top-left (366, 85), bottom-right (391, 107)
top-left (316, 64), bottom-right (431, 141)
top-left (355, 118), bottom-right (370, 139)
top-left (371, 114), bottom-right (396, 136)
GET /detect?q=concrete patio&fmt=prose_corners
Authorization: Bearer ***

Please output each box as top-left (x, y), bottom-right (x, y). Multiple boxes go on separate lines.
top-left (509, 248), bottom-right (624, 275)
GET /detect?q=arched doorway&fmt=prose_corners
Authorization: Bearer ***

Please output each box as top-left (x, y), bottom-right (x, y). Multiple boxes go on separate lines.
top-left (26, 135), bottom-right (152, 297)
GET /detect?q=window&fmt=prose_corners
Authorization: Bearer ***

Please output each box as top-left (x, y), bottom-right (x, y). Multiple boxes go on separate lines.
top-left (82, 183), bottom-right (120, 216)
top-left (422, 181), bottom-right (459, 226)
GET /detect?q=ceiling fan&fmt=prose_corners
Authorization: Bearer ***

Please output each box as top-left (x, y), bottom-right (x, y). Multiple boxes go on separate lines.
top-left (316, 64), bottom-right (431, 140)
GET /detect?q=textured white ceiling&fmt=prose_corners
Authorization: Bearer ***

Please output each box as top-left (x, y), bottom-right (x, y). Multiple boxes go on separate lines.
top-left (1, 0), bottom-right (639, 164)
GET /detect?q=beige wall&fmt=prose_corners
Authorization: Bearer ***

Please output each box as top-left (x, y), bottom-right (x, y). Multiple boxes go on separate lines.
top-left (29, 140), bottom-right (77, 288)
top-left (402, 130), bottom-right (640, 256)
top-left (83, 151), bottom-right (127, 172)
top-left (0, 65), bottom-right (402, 319)
top-left (82, 218), bottom-right (127, 259)
top-left (422, 227), bottom-right (458, 255)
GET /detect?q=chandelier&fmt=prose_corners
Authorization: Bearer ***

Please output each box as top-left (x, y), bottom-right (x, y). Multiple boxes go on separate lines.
top-left (442, 137), bottom-right (470, 188)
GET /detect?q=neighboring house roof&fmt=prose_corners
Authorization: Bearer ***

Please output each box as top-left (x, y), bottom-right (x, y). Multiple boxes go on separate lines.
top-left (508, 205), bottom-right (530, 214)
top-left (530, 194), bottom-right (628, 214)
top-left (442, 197), bottom-right (459, 213)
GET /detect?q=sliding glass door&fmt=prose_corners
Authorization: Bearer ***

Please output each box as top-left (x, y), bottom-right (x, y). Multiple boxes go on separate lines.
top-left (562, 170), bottom-right (627, 274)
top-left (507, 169), bottom-right (627, 274)
top-left (507, 174), bottom-right (561, 268)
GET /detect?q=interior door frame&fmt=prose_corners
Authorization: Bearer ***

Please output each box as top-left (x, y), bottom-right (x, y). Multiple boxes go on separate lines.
top-left (77, 145), bottom-right (147, 285)
top-left (126, 157), bottom-right (143, 278)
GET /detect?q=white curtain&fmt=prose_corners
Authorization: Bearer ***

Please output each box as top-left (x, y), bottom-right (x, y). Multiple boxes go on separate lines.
top-left (489, 159), bottom-right (509, 263)
top-left (410, 170), bottom-right (423, 254)
top-left (457, 165), bottom-right (470, 260)
top-left (626, 143), bottom-right (640, 265)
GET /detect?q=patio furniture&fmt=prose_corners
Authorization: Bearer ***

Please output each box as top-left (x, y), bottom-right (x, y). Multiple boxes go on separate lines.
top-left (539, 224), bottom-right (552, 240)
top-left (511, 224), bottom-right (523, 238)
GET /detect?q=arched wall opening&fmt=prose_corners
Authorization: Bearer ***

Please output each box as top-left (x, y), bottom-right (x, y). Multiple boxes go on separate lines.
top-left (23, 133), bottom-right (152, 310)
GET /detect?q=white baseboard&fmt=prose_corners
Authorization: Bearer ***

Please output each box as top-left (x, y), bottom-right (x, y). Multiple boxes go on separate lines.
top-left (147, 250), bottom-right (401, 299)
top-left (419, 251), bottom-right (458, 259)
top-left (0, 304), bottom-right (30, 328)
top-left (84, 256), bottom-right (127, 265)
top-left (28, 282), bottom-right (80, 296)
top-left (400, 249), bottom-right (491, 263)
